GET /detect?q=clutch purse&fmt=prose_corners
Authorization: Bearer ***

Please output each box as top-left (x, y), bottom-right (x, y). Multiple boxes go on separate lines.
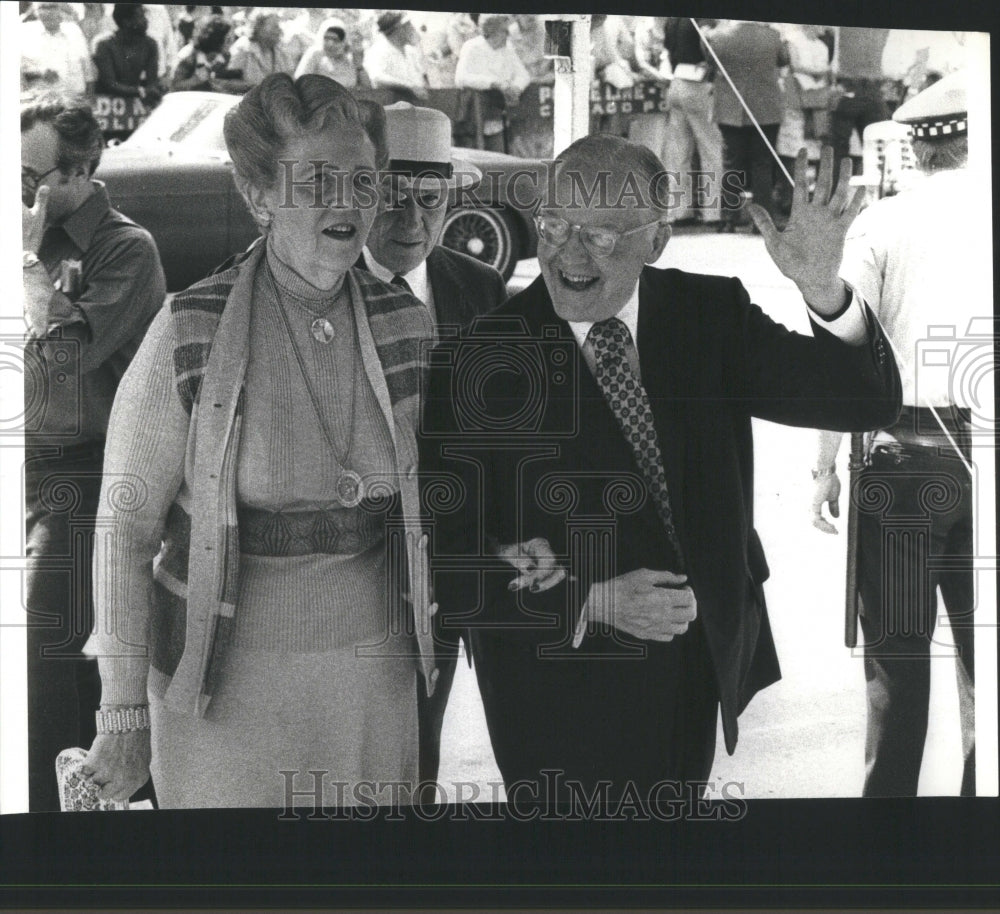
top-left (56, 748), bottom-right (130, 812)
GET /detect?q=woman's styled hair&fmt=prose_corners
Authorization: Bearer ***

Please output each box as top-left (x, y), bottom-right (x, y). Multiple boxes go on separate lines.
top-left (224, 73), bottom-right (379, 191)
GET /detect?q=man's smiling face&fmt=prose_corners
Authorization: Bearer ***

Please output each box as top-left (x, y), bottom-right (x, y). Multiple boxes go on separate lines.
top-left (538, 158), bottom-right (671, 323)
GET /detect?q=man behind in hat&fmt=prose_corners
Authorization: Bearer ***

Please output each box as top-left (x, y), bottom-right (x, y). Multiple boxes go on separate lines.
top-left (358, 102), bottom-right (507, 803)
top-left (364, 11), bottom-right (429, 102)
top-left (812, 71), bottom-right (983, 796)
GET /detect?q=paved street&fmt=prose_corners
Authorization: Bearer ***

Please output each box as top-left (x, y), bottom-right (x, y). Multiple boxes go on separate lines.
top-left (437, 228), bottom-right (967, 800)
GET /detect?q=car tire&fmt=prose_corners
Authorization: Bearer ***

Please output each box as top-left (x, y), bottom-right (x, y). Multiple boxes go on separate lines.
top-left (441, 206), bottom-right (519, 280)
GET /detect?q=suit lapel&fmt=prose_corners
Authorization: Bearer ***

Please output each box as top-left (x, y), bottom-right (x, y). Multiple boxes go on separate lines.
top-left (426, 248), bottom-right (473, 329)
top-left (636, 268), bottom-right (688, 553)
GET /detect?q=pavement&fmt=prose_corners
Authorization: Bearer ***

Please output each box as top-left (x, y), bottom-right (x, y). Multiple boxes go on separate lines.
top-left (436, 228), bottom-right (968, 801)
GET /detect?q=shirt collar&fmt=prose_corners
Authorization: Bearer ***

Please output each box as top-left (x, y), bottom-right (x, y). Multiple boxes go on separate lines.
top-left (567, 281), bottom-right (641, 351)
top-left (362, 246), bottom-right (430, 305)
top-left (55, 181), bottom-right (110, 253)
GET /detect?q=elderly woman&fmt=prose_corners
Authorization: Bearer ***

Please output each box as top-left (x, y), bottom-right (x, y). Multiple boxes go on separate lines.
top-left (81, 74), bottom-right (437, 809)
top-left (293, 16), bottom-right (360, 87)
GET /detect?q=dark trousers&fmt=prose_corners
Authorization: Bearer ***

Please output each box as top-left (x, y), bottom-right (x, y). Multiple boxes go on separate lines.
top-left (719, 123), bottom-right (781, 225)
top-left (416, 639), bottom-right (461, 804)
top-left (857, 443), bottom-right (975, 797)
top-left (831, 78), bottom-right (889, 184)
top-left (471, 618), bottom-right (719, 805)
top-left (25, 444), bottom-right (104, 812)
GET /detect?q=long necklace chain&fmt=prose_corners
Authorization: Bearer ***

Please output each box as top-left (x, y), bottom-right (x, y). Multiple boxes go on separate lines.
top-left (263, 262), bottom-right (357, 474)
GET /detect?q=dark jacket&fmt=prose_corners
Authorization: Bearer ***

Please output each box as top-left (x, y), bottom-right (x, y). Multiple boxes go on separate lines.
top-left (419, 265), bottom-right (901, 783)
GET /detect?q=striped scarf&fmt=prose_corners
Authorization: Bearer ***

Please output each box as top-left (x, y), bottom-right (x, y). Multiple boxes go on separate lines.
top-left (164, 247), bottom-right (432, 713)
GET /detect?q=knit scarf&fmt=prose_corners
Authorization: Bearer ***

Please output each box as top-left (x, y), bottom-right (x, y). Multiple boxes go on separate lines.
top-left (163, 246), bottom-right (432, 714)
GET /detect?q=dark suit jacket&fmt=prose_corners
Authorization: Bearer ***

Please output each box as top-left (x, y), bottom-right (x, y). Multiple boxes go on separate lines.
top-left (358, 246), bottom-right (507, 330)
top-left (419, 266), bottom-right (901, 777)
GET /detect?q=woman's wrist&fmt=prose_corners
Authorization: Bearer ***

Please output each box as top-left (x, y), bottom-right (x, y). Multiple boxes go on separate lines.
top-left (95, 705), bottom-right (151, 734)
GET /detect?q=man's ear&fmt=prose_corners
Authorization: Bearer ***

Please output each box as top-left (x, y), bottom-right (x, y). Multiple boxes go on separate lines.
top-left (645, 220), bottom-right (671, 264)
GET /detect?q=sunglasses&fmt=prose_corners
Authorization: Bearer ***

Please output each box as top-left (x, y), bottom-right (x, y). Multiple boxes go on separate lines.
top-left (533, 214), bottom-right (663, 257)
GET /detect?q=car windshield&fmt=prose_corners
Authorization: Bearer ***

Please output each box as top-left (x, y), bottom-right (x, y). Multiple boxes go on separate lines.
top-left (125, 95), bottom-right (232, 154)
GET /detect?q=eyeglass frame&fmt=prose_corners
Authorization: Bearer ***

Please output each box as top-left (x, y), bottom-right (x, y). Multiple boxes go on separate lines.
top-left (22, 163), bottom-right (63, 193)
top-left (533, 213), bottom-right (665, 257)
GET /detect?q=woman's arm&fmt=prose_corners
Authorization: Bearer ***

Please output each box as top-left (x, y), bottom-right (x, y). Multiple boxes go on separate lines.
top-left (85, 306), bottom-right (191, 706)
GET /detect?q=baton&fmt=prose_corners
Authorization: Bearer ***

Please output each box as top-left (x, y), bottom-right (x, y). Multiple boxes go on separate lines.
top-left (844, 432), bottom-right (865, 648)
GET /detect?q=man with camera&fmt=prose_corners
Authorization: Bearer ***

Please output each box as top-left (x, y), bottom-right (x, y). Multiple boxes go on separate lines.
top-left (419, 133), bottom-right (901, 801)
top-left (812, 72), bottom-right (980, 796)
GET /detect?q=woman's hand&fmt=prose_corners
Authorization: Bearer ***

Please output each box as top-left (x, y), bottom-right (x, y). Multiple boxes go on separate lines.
top-left (81, 729), bottom-right (152, 802)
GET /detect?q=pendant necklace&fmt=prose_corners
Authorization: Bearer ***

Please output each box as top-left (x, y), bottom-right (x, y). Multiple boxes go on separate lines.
top-left (264, 262), bottom-right (364, 507)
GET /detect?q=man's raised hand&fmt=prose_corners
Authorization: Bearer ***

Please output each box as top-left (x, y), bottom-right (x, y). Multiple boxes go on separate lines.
top-left (748, 147), bottom-right (864, 316)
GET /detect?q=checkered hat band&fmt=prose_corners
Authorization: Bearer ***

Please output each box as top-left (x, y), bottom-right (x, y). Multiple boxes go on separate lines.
top-left (911, 117), bottom-right (968, 139)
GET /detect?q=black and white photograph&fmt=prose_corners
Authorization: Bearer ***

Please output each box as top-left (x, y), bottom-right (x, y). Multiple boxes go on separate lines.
top-left (0, 0), bottom-right (996, 905)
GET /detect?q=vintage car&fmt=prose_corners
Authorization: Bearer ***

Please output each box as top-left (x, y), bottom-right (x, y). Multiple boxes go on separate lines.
top-left (97, 91), bottom-right (542, 290)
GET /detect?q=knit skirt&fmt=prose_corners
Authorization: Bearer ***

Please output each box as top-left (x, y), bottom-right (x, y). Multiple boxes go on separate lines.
top-left (148, 630), bottom-right (418, 809)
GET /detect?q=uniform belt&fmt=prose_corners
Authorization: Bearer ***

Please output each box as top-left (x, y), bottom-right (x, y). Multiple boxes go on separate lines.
top-left (875, 404), bottom-right (971, 452)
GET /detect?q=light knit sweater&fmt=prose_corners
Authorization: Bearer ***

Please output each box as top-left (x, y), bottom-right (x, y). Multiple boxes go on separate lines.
top-left (88, 242), bottom-right (425, 706)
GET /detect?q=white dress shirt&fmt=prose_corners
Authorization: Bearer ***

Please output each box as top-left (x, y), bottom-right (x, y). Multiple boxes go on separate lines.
top-left (565, 280), bottom-right (868, 385)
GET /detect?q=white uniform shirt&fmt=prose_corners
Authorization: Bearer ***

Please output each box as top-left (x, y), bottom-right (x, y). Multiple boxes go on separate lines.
top-left (454, 35), bottom-right (531, 135)
top-left (839, 168), bottom-right (986, 407)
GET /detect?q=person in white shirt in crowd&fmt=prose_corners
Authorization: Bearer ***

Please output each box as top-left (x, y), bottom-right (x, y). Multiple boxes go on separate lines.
top-left (409, 12), bottom-right (457, 89)
top-left (20, 1), bottom-right (93, 98)
top-left (882, 29), bottom-right (971, 102)
top-left (364, 11), bottom-right (429, 102)
top-left (294, 16), bottom-right (360, 88)
top-left (590, 14), bottom-right (637, 136)
top-left (144, 2), bottom-right (179, 82)
top-left (627, 17), bottom-right (671, 162)
top-left (775, 23), bottom-right (833, 216)
top-left (508, 14), bottom-right (553, 86)
top-left (454, 14), bottom-right (531, 152)
top-left (446, 12), bottom-right (479, 66)
top-left (227, 9), bottom-right (295, 89)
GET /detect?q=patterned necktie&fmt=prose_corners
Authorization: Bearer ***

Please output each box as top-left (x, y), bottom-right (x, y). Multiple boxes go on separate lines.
top-left (391, 274), bottom-right (412, 294)
top-left (587, 317), bottom-right (685, 569)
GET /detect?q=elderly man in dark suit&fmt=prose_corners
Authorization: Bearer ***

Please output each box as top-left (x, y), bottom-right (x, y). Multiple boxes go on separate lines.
top-left (419, 135), bottom-right (901, 804)
top-left (359, 102), bottom-right (508, 804)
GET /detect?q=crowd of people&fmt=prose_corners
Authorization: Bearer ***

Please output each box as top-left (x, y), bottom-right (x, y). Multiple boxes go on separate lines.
top-left (21, 6), bottom-right (971, 224)
top-left (19, 8), bottom-right (979, 813)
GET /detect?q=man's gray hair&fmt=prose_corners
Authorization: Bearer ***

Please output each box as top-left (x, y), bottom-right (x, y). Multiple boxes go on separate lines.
top-left (912, 133), bottom-right (968, 174)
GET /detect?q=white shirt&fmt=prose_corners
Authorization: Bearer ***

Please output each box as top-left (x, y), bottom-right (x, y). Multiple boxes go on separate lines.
top-left (566, 280), bottom-right (868, 383)
top-left (839, 168), bottom-right (987, 407)
top-left (363, 34), bottom-right (427, 91)
top-left (454, 34), bottom-right (531, 94)
top-left (362, 247), bottom-right (436, 324)
top-left (20, 20), bottom-right (92, 96)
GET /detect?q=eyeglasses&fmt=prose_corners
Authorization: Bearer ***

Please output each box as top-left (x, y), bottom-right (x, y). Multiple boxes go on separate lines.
top-left (22, 164), bottom-right (61, 197)
top-left (533, 213), bottom-right (663, 257)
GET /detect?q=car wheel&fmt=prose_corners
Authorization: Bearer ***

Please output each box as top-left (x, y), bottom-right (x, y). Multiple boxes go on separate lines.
top-left (442, 206), bottom-right (519, 280)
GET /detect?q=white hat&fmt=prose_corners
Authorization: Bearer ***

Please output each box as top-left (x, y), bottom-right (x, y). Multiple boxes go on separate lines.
top-left (382, 102), bottom-right (481, 189)
top-left (893, 70), bottom-right (968, 139)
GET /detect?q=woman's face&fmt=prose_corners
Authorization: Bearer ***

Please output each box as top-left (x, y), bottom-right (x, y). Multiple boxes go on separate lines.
top-left (323, 29), bottom-right (347, 59)
top-left (258, 122), bottom-right (379, 290)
